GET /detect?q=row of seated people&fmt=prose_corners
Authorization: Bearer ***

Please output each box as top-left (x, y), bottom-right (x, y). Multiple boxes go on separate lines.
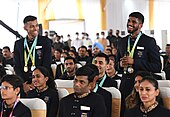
top-left (1, 64), bottom-right (170, 117)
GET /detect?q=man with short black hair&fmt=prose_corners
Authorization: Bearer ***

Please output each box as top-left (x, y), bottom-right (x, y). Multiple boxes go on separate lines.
top-left (115, 12), bottom-right (161, 117)
top-left (59, 65), bottom-right (107, 117)
top-left (14, 15), bottom-right (52, 93)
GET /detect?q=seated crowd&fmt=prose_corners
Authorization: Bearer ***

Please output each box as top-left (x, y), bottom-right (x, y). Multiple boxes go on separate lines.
top-left (0, 28), bottom-right (170, 117)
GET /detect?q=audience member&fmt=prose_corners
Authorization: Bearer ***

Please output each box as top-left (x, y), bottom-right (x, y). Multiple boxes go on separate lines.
top-left (92, 42), bottom-right (104, 56)
top-left (98, 31), bottom-right (110, 50)
top-left (124, 76), bottom-right (170, 117)
top-left (94, 53), bottom-right (117, 88)
top-left (0, 54), bottom-right (6, 78)
top-left (71, 32), bottom-right (83, 51)
top-left (2, 46), bottom-right (14, 67)
top-left (58, 65), bottom-right (107, 117)
top-left (116, 12), bottom-right (162, 117)
top-left (106, 56), bottom-right (121, 80)
top-left (106, 29), bottom-right (117, 48)
top-left (27, 66), bottom-right (59, 117)
top-left (59, 56), bottom-right (77, 80)
top-left (13, 15), bottom-right (52, 93)
top-left (125, 71), bottom-right (154, 109)
top-left (87, 64), bottom-right (112, 117)
top-left (0, 75), bottom-right (31, 117)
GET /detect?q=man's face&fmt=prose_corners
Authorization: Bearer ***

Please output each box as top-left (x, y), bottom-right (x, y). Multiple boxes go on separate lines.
top-left (24, 20), bottom-right (39, 39)
top-left (127, 17), bottom-right (142, 34)
top-left (64, 59), bottom-right (76, 73)
top-left (78, 48), bottom-right (86, 57)
top-left (2, 49), bottom-right (11, 59)
top-left (93, 47), bottom-right (100, 55)
top-left (73, 76), bottom-right (90, 95)
top-left (166, 46), bottom-right (170, 55)
top-left (94, 57), bottom-right (107, 77)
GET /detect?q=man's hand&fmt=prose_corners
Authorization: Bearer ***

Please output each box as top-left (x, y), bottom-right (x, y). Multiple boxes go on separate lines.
top-left (120, 56), bottom-right (134, 67)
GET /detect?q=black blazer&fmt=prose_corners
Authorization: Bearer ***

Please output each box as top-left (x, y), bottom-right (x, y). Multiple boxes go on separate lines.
top-left (96, 86), bottom-right (112, 117)
top-left (14, 35), bottom-right (52, 82)
top-left (116, 33), bottom-right (162, 73)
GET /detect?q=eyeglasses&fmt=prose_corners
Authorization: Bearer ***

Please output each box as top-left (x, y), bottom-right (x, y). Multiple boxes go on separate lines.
top-left (0, 86), bottom-right (14, 90)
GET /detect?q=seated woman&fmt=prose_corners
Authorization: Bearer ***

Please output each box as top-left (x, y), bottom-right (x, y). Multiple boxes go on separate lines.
top-left (124, 76), bottom-right (170, 117)
top-left (125, 71), bottom-right (152, 109)
top-left (27, 66), bottom-right (59, 117)
top-left (0, 74), bottom-right (31, 117)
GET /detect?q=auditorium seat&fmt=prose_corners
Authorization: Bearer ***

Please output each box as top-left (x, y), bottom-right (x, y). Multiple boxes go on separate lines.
top-left (160, 87), bottom-right (170, 110)
top-left (55, 79), bottom-right (74, 93)
top-left (103, 87), bottom-right (121, 117)
top-left (158, 80), bottom-right (170, 88)
top-left (57, 88), bottom-right (69, 100)
top-left (20, 98), bottom-right (46, 117)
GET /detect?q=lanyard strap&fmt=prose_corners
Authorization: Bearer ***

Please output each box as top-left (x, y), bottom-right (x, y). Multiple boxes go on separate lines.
top-left (127, 32), bottom-right (142, 58)
top-left (24, 36), bottom-right (38, 67)
top-left (99, 74), bottom-right (107, 87)
top-left (93, 84), bottom-right (99, 93)
top-left (1, 97), bottom-right (19, 117)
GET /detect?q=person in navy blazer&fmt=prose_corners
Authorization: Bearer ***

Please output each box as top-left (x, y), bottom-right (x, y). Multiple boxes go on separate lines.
top-left (115, 12), bottom-right (162, 117)
top-left (14, 15), bottom-right (52, 94)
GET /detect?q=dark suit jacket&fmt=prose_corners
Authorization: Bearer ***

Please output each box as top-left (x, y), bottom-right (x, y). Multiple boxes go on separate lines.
top-left (116, 33), bottom-right (161, 73)
top-left (14, 35), bottom-right (52, 82)
top-left (116, 33), bottom-right (162, 117)
top-left (96, 86), bottom-right (112, 117)
top-left (97, 75), bottom-right (117, 88)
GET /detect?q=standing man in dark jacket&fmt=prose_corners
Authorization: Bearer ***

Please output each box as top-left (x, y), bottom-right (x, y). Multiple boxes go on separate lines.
top-left (115, 12), bottom-right (161, 117)
top-left (14, 15), bottom-right (52, 93)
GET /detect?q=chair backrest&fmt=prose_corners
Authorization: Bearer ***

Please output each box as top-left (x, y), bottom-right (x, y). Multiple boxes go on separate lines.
top-left (55, 80), bottom-right (74, 93)
top-left (20, 98), bottom-right (46, 117)
top-left (155, 71), bottom-right (166, 80)
top-left (55, 79), bottom-right (73, 88)
top-left (158, 80), bottom-right (170, 88)
top-left (160, 87), bottom-right (170, 110)
top-left (115, 79), bottom-right (121, 89)
top-left (103, 87), bottom-right (121, 117)
top-left (58, 88), bottom-right (69, 100)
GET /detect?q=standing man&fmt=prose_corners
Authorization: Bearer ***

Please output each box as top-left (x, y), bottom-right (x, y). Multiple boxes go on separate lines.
top-left (115, 12), bottom-right (161, 116)
top-left (14, 15), bottom-right (52, 93)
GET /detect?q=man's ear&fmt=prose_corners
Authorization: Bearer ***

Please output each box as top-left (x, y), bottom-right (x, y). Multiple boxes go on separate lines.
top-left (23, 25), bottom-right (27, 31)
top-left (15, 87), bottom-right (20, 95)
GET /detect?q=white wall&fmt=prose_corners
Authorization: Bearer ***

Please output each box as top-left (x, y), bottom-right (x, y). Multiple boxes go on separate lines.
top-left (106, 0), bottom-right (149, 35)
top-left (0, 0), bottom-right (38, 51)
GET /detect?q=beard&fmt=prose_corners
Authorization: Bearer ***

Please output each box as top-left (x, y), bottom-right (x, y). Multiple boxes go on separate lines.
top-left (127, 24), bottom-right (139, 34)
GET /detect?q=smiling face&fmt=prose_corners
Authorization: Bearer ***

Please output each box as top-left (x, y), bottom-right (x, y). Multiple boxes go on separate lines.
top-left (106, 59), bottom-right (115, 76)
top-left (32, 69), bottom-right (48, 89)
top-left (139, 80), bottom-right (159, 104)
top-left (94, 57), bottom-right (107, 78)
top-left (127, 17), bottom-right (143, 36)
top-left (24, 20), bottom-right (39, 40)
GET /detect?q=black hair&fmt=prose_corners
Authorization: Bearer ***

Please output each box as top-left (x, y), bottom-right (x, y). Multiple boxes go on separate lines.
top-left (78, 46), bottom-right (87, 51)
top-left (23, 15), bottom-right (37, 24)
top-left (134, 71), bottom-right (153, 78)
top-left (75, 65), bottom-right (97, 83)
top-left (64, 56), bottom-right (76, 64)
top-left (2, 46), bottom-right (10, 52)
top-left (94, 53), bottom-right (109, 64)
top-left (33, 66), bottom-right (57, 91)
top-left (55, 48), bottom-right (62, 54)
top-left (70, 46), bottom-right (76, 52)
top-left (0, 75), bottom-right (23, 94)
top-left (129, 12), bottom-right (144, 24)
top-left (140, 76), bottom-right (159, 90)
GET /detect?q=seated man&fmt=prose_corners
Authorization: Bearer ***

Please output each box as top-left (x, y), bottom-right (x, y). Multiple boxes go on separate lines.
top-left (87, 64), bottom-right (112, 117)
top-left (94, 53), bottom-right (117, 88)
top-left (58, 65), bottom-right (107, 117)
top-left (59, 56), bottom-right (77, 80)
